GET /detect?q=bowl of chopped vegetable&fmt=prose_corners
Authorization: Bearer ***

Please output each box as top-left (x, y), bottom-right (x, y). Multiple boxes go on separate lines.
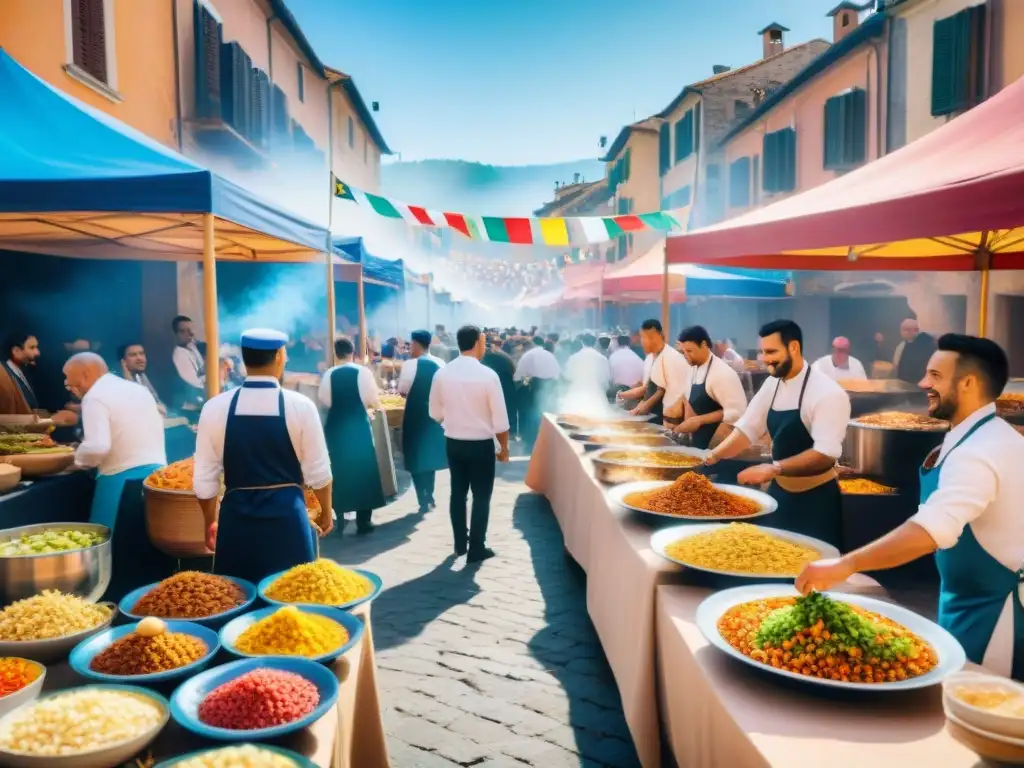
top-left (0, 684), bottom-right (169, 768)
top-left (219, 605), bottom-right (364, 664)
top-left (0, 658), bottom-right (45, 718)
top-left (0, 523), bottom-right (112, 605)
top-left (0, 594), bottom-right (117, 664)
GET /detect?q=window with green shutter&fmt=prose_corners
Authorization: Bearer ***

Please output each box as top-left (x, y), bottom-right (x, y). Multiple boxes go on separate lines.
top-left (659, 123), bottom-right (671, 176)
top-left (752, 156), bottom-right (760, 205)
top-left (729, 157), bottom-right (752, 208)
top-left (624, 149), bottom-right (631, 181)
top-left (931, 5), bottom-right (986, 116)
top-left (823, 88), bottom-right (867, 170)
top-left (762, 128), bottom-right (797, 193)
top-left (694, 102), bottom-right (701, 153)
top-left (674, 109), bottom-right (694, 163)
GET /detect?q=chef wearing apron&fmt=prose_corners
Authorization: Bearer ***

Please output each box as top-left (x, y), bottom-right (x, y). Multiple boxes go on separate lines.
top-left (672, 325), bottom-right (747, 450)
top-left (705, 320), bottom-right (850, 547)
top-left (399, 330), bottom-right (447, 514)
top-left (623, 319), bottom-right (689, 426)
top-left (319, 336), bottom-right (385, 534)
top-left (798, 334), bottom-right (1024, 679)
top-left (195, 329), bottom-right (333, 584)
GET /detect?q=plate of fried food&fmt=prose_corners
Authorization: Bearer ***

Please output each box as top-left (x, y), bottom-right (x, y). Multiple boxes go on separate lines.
top-left (651, 522), bottom-right (838, 579)
top-left (607, 472), bottom-right (776, 521)
top-left (698, 585), bottom-right (965, 690)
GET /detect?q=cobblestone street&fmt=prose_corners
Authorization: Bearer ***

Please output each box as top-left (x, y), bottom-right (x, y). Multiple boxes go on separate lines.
top-left (319, 452), bottom-right (642, 768)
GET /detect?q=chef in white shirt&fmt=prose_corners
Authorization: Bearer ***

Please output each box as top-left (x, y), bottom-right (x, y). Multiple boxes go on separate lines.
top-left (620, 319), bottom-right (690, 425)
top-left (714, 339), bottom-right (746, 371)
top-left (64, 353), bottom-right (166, 532)
top-left (813, 336), bottom-right (868, 382)
top-left (608, 334), bottom-right (645, 393)
top-left (672, 325), bottom-right (748, 450)
top-left (705, 320), bottom-right (849, 547)
top-left (563, 333), bottom-right (612, 394)
top-left (430, 326), bottom-right (510, 564)
top-left (513, 337), bottom-right (561, 382)
top-left (398, 336), bottom-right (446, 395)
top-left (798, 334), bottom-right (1024, 680)
top-left (514, 336), bottom-right (560, 447)
top-left (171, 315), bottom-right (205, 415)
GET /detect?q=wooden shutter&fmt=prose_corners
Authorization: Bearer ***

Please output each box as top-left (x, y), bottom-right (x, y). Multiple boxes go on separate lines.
top-left (193, 1), bottom-right (222, 120)
top-left (658, 123), bottom-right (670, 175)
top-left (72, 0), bottom-right (108, 84)
top-left (250, 69), bottom-right (270, 148)
top-left (729, 157), bottom-right (751, 208)
top-left (271, 84), bottom-right (289, 142)
top-left (823, 95), bottom-right (843, 169)
top-left (847, 89), bottom-right (867, 165)
top-left (751, 156), bottom-right (759, 205)
top-left (762, 132), bottom-right (776, 192)
top-left (296, 62), bottom-right (304, 102)
top-left (781, 128), bottom-right (797, 191)
top-left (694, 102), bottom-right (701, 153)
top-left (931, 7), bottom-right (981, 116)
top-left (624, 149), bottom-right (631, 181)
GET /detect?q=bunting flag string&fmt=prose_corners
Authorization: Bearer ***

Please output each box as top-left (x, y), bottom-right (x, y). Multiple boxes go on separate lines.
top-left (333, 175), bottom-right (690, 247)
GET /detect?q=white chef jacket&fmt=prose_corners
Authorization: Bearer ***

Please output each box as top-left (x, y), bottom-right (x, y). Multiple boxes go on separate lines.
top-left (398, 354), bottom-right (446, 396)
top-left (648, 345), bottom-right (691, 412)
top-left (75, 374), bottom-right (166, 476)
top-left (317, 363), bottom-right (380, 409)
top-left (911, 403), bottom-right (1024, 677)
top-left (429, 355), bottom-right (510, 440)
top-left (513, 346), bottom-right (561, 381)
top-left (609, 347), bottom-right (645, 388)
top-left (564, 347), bottom-right (611, 392)
top-left (734, 362), bottom-right (850, 459)
top-left (813, 354), bottom-right (868, 382)
top-left (193, 376), bottom-right (332, 499)
top-left (682, 356), bottom-right (748, 424)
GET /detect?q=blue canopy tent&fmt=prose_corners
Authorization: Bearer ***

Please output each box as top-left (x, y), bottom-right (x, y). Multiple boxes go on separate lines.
top-left (331, 237), bottom-right (408, 358)
top-left (0, 48), bottom-right (332, 396)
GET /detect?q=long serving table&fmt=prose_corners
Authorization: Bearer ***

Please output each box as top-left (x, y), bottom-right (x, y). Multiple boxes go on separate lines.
top-left (525, 415), bottom-right (982, 768)
top-left (44, 604), bottom-right (390, 768)
top-left (0, 470), bottom-right (95, 529)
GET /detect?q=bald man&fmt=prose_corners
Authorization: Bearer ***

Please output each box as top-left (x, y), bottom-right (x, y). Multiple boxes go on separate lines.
top-left (65, 352), bottom-right (166, 532)
top-left (893, 318), bottom-right (936, 384)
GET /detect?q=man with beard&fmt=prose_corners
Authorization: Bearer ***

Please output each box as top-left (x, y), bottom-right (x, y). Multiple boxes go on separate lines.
top-left (798, 334), bottom-right (1024, 680)
top-left (119, 343), bottom-right (167, 416)
top-left (672, 325), bottom-right (747, 450)
top-left (0, 332), bottom-right (78, 426)
top-left (704, 320), bottom-right (850, 546)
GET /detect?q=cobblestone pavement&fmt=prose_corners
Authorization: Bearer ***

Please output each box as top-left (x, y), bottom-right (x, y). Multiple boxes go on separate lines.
top-left (319, 450), bottom-right (642, 768)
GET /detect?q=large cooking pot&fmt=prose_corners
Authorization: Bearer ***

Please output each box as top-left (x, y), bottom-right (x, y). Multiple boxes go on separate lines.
top-left (0, 522), bottom-right (112, 605)
top-left (842, 417), bottom-right (947, 485)
top-left (839, 379), bottom-right (928, 419)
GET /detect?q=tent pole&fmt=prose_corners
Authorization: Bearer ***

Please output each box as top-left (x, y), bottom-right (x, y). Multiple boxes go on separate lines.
top-left (979, 264), bottom-right (991, 338)
top-left (426, 273), bottom-right (433, 331)
top-left (201, 213), bottom-right (220, 400)
top-left (660, 240), bottom-right (670, 337)
top-left (358, 265), bottom-right (368, 363)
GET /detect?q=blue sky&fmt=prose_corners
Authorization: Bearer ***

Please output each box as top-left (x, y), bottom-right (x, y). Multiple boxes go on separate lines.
top-left (289, 0), bottom-right (847, 166)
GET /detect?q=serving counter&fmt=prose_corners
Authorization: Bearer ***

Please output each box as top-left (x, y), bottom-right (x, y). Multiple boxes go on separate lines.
top-left (42, 604), bottom-right (390, 768)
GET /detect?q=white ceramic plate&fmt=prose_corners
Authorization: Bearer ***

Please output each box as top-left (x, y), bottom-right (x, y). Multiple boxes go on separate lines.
top-left (650, 523), bottom-right (838, 578)
top-left (607, 479), bottom-right (777, 521)
top-left (945, 709), bottom-right (1024, 748)
top-left (696, 584), bottom-right (966, 691)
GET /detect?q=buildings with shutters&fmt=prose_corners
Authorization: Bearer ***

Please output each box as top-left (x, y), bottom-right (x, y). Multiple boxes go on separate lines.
top-left (533, 179), bottom-right (614, 263)
top-left (599, 118), bottom-right (661, 263)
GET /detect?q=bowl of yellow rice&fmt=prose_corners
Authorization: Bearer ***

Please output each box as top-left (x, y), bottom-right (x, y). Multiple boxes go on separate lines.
top-left (219, 604), bottom-right (364, 664)
top-left (257, 559), bottom-right (381, 612)
top-left (650, 523), bottom-right (839, 579)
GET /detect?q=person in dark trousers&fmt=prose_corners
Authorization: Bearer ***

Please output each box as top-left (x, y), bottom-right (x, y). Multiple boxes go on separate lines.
top-left (399, 330), bottom-right (447, 513)
top-left (482, 335), bottom-right (517, 440)
top-left (429, 326), bottom-right (510, 563)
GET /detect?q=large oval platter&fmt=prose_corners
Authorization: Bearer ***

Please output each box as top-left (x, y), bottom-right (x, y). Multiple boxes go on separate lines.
top-left (696, 583), bottom-right (966, 691)
top-left (650, 523), bottom-right (838, 578)
top-left (607, 479), bottom-right (777, 521)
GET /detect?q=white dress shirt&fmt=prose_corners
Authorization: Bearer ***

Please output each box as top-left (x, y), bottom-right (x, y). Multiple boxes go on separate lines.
top-left (735, 362), bottom-right (851, 459)
top-left (608, 347), bottom-right (645, 388)
top-left (430, 355), bottom-right (510, 440)
top-left (193, 376), bottom-right (332, 500)
top-left (398, 354), bottom-right (446, 396)
top-left (564, 346), bottom-right (612, 392)
top-left (683, 355), bottom-right (748, 424)
top-left (513, 346), bottom-right (561, 381)
top-left (813, 354), bottom-right (868, 382)
top-left (317, 363), bottom-right (381, 409)
top-left (173, 343), bottom-right (205, 389)
top-left (649, 345), bottom-right (692, 412)
top-left (75, 374), bottom-right (166, 476)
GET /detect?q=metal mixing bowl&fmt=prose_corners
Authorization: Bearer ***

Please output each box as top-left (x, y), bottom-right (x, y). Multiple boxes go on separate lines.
top-left (0, 522), bottom-right (112, 606)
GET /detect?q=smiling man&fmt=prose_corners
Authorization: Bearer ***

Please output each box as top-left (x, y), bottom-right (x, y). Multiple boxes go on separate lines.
top-left (797, 334), bottom-right (1024, 680)
top-left (704, 320), bottom-right (850, 546)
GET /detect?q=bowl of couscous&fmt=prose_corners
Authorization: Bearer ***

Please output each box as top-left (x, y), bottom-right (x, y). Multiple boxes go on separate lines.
top-left (156, 743), bottom-right (316, 767)
top-left (0, 592), bottom-right (116, 664)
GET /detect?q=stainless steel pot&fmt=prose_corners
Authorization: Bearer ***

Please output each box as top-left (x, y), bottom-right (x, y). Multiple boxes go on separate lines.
top-left (840, 380), bottom-right (928, 419)
top-left (0, 522), bottom-right (112, 606)
top-left (591, 446), bottom-right (707, 485)
top-left (842, 420), bottom-right (947, 485)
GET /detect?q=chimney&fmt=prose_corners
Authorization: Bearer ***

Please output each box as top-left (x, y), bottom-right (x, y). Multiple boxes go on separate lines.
top-left (758, 23), bottom-right (789, 59)
top-left (828, 3), bottom-right (864, 42)
top-left (712, 65), bottom-right (731, 75)
top-left (573, 172), bottom-right (581, 183)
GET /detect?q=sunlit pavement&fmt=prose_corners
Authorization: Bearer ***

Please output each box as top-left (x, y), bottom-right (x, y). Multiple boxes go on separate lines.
top-left (319, 443), bottom-right (642, 768)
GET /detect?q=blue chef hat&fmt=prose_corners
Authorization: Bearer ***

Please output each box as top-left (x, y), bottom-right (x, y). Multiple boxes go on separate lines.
top-left (240, 328), bottom-right (289, 351)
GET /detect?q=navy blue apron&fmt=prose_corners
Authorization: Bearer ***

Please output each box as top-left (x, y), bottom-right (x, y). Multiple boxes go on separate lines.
top-left (325, 366), bottom-right (385, 513)
top-left (924, 413), bottom-right (1024, 679)
top-left (644, 352), bottom-right (665, 425)
top-left (213, 381), bottom-right (316, 584)
top-left (765, 368), bottom-right (842, 547)
top-left (402, 358), bottom-right (447, 509)
top-left (687, 356), bottom-right (721, 450)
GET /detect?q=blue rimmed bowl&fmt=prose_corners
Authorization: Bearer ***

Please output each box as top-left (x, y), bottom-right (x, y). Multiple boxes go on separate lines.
top-left (155, 743), bottom-right (316, 767)
top-left (219, 605), bottom-right (364, 665)
top-left (119, 576), bottom-right (257, 629)
top-left (69, 621), bottom-right (221, 686)
top-left (169, 657), bottom-right (339, 742)
top-left (258, 566), bottom-right (382, 612)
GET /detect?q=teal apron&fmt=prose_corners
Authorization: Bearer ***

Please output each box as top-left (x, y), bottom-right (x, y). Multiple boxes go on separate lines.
top-left (924, 412), bottom-right (1024, 679)
top-left (325, 366), bottom-right (385, 517)
top-left (402, 358), bottom-right (447, 510)
top-left (765, 368), bottom-right (842, 547)
top-left (90, 464), bottom-right (163, 532)
top-left (687, 356), bottom-right (721, 450)
top-left (213, 382), bottom-right (316, 583)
